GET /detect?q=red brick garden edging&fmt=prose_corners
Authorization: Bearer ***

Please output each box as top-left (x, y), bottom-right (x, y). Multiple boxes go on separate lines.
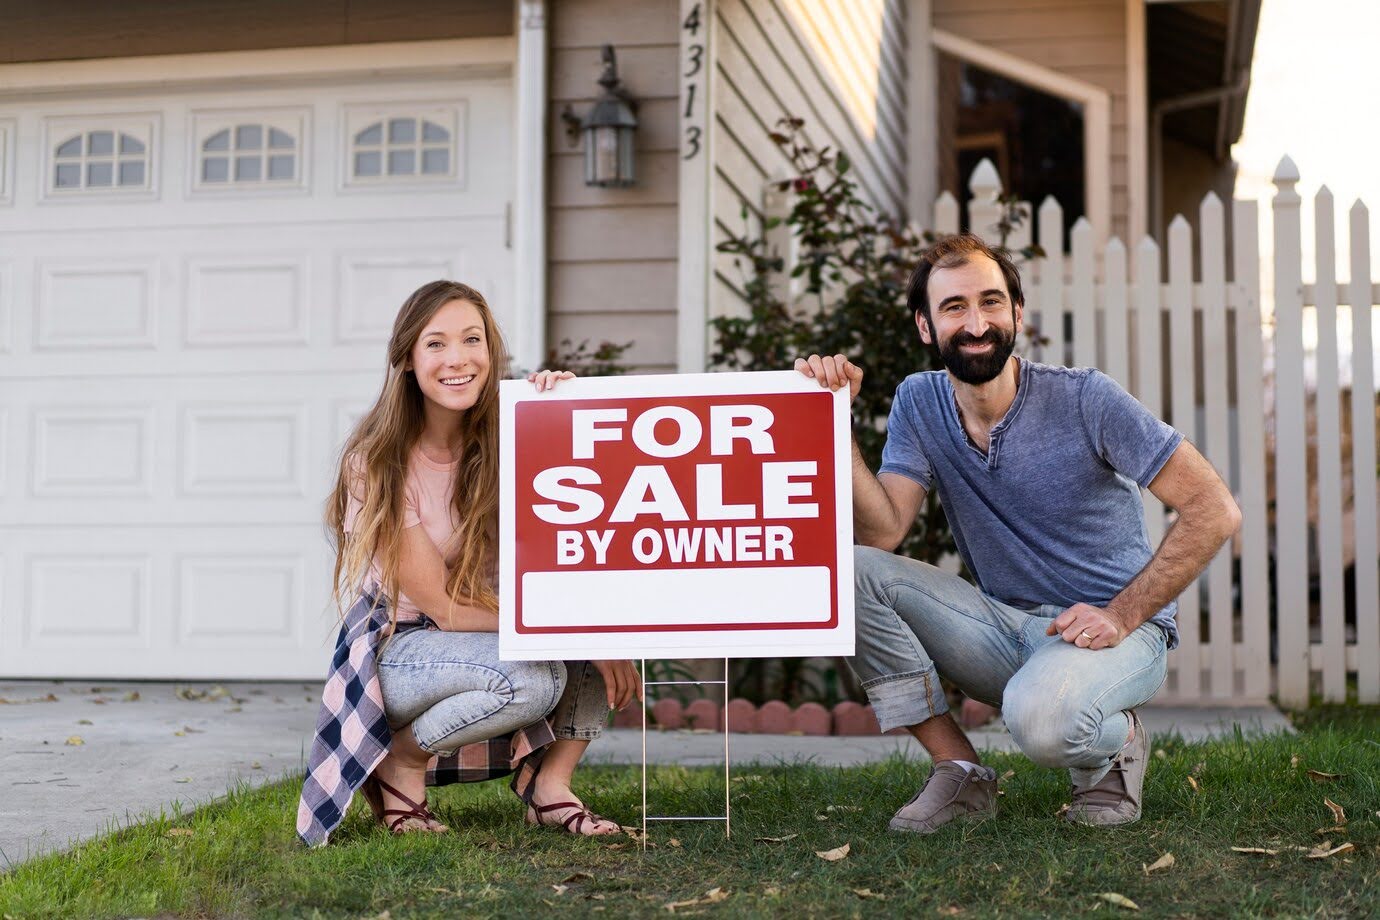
top-left (611, 698), bottom-right (903, 736)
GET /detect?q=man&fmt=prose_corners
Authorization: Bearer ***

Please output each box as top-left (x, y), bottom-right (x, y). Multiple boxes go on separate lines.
top-left (796, 233), bottom-right (1239, 831)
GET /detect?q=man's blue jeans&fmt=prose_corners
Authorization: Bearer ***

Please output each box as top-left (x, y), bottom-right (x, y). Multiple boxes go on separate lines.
top-left (850, 546), bottom-right (1168, 786)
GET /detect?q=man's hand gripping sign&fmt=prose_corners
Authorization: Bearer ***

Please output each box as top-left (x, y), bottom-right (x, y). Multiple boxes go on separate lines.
top-left (499, 371), bottom-right (854, 660)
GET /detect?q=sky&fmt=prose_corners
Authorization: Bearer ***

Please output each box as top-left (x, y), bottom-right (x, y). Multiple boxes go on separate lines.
top-left (1232, 0), bottom-right (1380, 286)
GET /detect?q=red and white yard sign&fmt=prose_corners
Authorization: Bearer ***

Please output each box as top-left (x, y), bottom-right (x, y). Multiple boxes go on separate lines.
top-left (499, 371), bottom-right (853, 660)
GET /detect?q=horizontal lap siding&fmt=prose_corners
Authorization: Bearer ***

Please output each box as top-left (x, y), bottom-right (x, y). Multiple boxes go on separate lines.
top-left (712, 0), bottom-right (908, 320)
top-left (933, 0), bottom-right (1130, 241)
top-left (548, 0), bottom-right (680, 373)
top-left (0, 0), bottom-right (513, 61)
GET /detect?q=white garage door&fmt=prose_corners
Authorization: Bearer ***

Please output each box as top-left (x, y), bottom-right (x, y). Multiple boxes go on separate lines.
top-left (0, 69), bottom-right (515, 678)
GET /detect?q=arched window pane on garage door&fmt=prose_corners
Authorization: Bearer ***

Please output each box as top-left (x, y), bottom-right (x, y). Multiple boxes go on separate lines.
top-left (351, 117), bottom-right (452, 181)
top-left (51, 129), bottom-right (151, 192)
top-left (199, 123), bottom-right (298, 187)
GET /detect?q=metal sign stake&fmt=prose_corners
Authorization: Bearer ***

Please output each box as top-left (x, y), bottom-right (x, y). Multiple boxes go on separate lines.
top-left (640, 657), bottom-right (731, 848)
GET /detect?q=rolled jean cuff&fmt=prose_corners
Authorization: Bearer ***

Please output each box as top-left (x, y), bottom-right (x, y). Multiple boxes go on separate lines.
top-left (863, 668), bottom-right (948, 733)
top-left (552, 725), bottom-right (603, 742)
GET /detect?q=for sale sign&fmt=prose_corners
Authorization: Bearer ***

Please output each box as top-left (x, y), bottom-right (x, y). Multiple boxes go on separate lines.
top-left (499, 371), bottom-right (853, 660)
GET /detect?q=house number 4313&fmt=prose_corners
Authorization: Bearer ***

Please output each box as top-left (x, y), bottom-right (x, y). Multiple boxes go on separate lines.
top-left (681, 1), bottom-right (705, 160)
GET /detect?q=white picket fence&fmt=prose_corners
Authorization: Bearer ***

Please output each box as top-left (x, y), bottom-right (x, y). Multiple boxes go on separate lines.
top-left (943, 157), bottom-right (1379, 707)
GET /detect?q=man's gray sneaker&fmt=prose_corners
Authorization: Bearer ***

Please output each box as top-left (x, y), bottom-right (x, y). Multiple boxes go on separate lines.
top-left (1065, 709), bottom-right (1147, 827)
top-left (889, 761), bottom-right (997, 834)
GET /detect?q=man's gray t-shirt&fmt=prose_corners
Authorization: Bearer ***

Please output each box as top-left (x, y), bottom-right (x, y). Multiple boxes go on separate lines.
top-left (879, 359), bottom-right (1183, 647)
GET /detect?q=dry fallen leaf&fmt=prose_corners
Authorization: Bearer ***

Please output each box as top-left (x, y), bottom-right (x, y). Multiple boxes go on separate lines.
top-left (937, 908), bottom-right (964, 917)
top-left (999, 770), bottom-right (1015, 782)
top-left (551, 885), bottom-right (568, 896)
top-left (1307, 842), bottom-right (1355, 859)
top-left (1290, 754), bottom-right (1300, 769)
top-left (851, 888), bottom-right (887, 900)
top-left (250, 762), bottom-right (262, 770)
top-left (826, 804), bottom-right (862, 813)
top-left (1153, 748), bottom-right (1167, 761)
top-left (1231, 846), bottom-right (1280, 855)
top-left (1323, 798), bottom-right (1347, 825)
top-left (755, 834), bottom-right (799, 843)
top-left (1307, 770), bottom-right (1342, 783)
top-left (123, 691), bottom-right (140, 702)
top-left (560, 873), bottom-right (592, 884)
top-left (1055, 803), bottom-right (1071, 818)
top-left (664, 888), bottom-right (730, 912)
top-left (174, 731), bottom-right (186, 737)
top-left (1314, 825), bottom-right (1348, 836)
top-left (1143, 852), bottom-right (1175, 874)
top-left (64, 736), bottom-right (84, 746)
top-left (165, 828), bottom-right (194, 838)
top-left (1186, 775), bottom-right (1201, 794)
top-left (762, 886), bottom-right (781, 897)
top-left (77, 719), bottom-right (93, 725)
top-left (175, 777), bottom-right (192, 784)
top-left (815, 843), bottom-right (850, 861)
top-left (1097, 892), bottom-right (1140, 911)
top-left (182, 725), bottom-right (204, 734)
top-left (667, 838), bottom-right (682, 848)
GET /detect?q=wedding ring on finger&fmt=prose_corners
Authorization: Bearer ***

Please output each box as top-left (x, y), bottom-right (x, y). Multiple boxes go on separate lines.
top-left (1080, 629), bottom-right (1095, 641)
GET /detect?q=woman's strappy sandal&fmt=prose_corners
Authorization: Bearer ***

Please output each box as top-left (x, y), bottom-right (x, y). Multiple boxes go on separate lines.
top-left (360, 774), bottom-right (449, 835)
top-left (509, 751), bottom-right (620, 836)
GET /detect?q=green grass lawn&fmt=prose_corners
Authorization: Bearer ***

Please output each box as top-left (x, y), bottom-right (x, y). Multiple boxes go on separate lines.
top-left (2, 711), bottom-right (1377, 919)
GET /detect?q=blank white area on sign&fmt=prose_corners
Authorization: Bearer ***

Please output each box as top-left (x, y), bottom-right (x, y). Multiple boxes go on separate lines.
top-left (185, 258), bottom-right (306, 345)
top-left (181, 405), bottom-right (305, 496)
top-left (178, 556), bottom-right (302, 644)
top-left (521, 566), bottom-right (832, 628)
top-left (27, 555), bottom-right (149, 644)
top-left (37, 261), bottom-right (157, 349)
top-left (33, 407), bottom-right (151, 496)
top-left (336, 254), bottom-right (457, 343)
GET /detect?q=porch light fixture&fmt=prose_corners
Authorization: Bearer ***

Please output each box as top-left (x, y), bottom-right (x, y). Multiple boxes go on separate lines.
top-left (563, 45), bottom-right (638, 187)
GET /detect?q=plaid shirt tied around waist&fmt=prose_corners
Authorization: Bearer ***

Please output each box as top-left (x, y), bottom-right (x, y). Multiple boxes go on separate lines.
top-left (296, 594), bottom-right (553, 847)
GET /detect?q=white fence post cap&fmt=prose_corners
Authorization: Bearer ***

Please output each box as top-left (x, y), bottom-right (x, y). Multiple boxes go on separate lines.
top-left (968, 158), bottom-right (1001, 200)
top-left (1273, 155), bottom-right (1300, 184)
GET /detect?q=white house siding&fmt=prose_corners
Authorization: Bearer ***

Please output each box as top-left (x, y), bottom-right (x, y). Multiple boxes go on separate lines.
top-left (932, 0), bottom-right (1132, 242)
top-left (712, 0), bottom-right (909, 320)
top-left (547, 0), bottom-right (681, 374)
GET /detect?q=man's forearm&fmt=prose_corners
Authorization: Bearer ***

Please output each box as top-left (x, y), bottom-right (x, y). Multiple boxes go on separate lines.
top-left (851, 436), bottom-right (904, 549)
top-left (1106, 498), bottom-right (1238, 632)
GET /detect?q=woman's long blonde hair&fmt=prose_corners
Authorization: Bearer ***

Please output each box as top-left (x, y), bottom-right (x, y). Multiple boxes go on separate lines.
top-left (327, 280), bottom-right (508, 623)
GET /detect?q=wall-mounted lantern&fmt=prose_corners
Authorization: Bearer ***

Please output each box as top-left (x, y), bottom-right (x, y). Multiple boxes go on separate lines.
top-left (562, 45), bottom-right (638, 187)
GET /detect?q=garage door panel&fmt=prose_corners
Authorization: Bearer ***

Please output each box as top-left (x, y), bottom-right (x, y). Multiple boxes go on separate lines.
top-left (3, 525), bottom-right (336, 678)
top-left (4, 374), bottom-right (383, 525)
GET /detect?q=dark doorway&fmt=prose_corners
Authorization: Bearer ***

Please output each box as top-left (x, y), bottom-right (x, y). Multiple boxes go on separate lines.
top-left (938, 54), bottom-right (1085, 248)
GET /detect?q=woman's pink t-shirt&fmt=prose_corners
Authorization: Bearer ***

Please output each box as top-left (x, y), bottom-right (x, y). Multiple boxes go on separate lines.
top-left (344, 448), bottom-right (461, 622)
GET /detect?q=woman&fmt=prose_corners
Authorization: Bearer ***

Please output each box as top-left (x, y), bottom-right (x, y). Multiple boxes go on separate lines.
top-left (297, 280), bottom-right (641, 846)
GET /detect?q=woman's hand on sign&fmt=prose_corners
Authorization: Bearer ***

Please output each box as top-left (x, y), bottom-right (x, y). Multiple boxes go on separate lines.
top-left (794, 354), bottom-right (863, 403)
top-left (527, 369), bottom-right (576, 392)
top-left (592, 659), bottom-right (644, 711)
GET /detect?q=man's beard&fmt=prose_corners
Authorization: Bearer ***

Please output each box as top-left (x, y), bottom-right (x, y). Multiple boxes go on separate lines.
top-left (936, 325), bottom-right (1016, 384)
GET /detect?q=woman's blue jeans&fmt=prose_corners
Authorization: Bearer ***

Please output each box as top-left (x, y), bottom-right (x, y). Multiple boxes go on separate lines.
top-left (377, 626), bottom-right (610, 755)
top-left (850, 546), bottom-right (1168, 787)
